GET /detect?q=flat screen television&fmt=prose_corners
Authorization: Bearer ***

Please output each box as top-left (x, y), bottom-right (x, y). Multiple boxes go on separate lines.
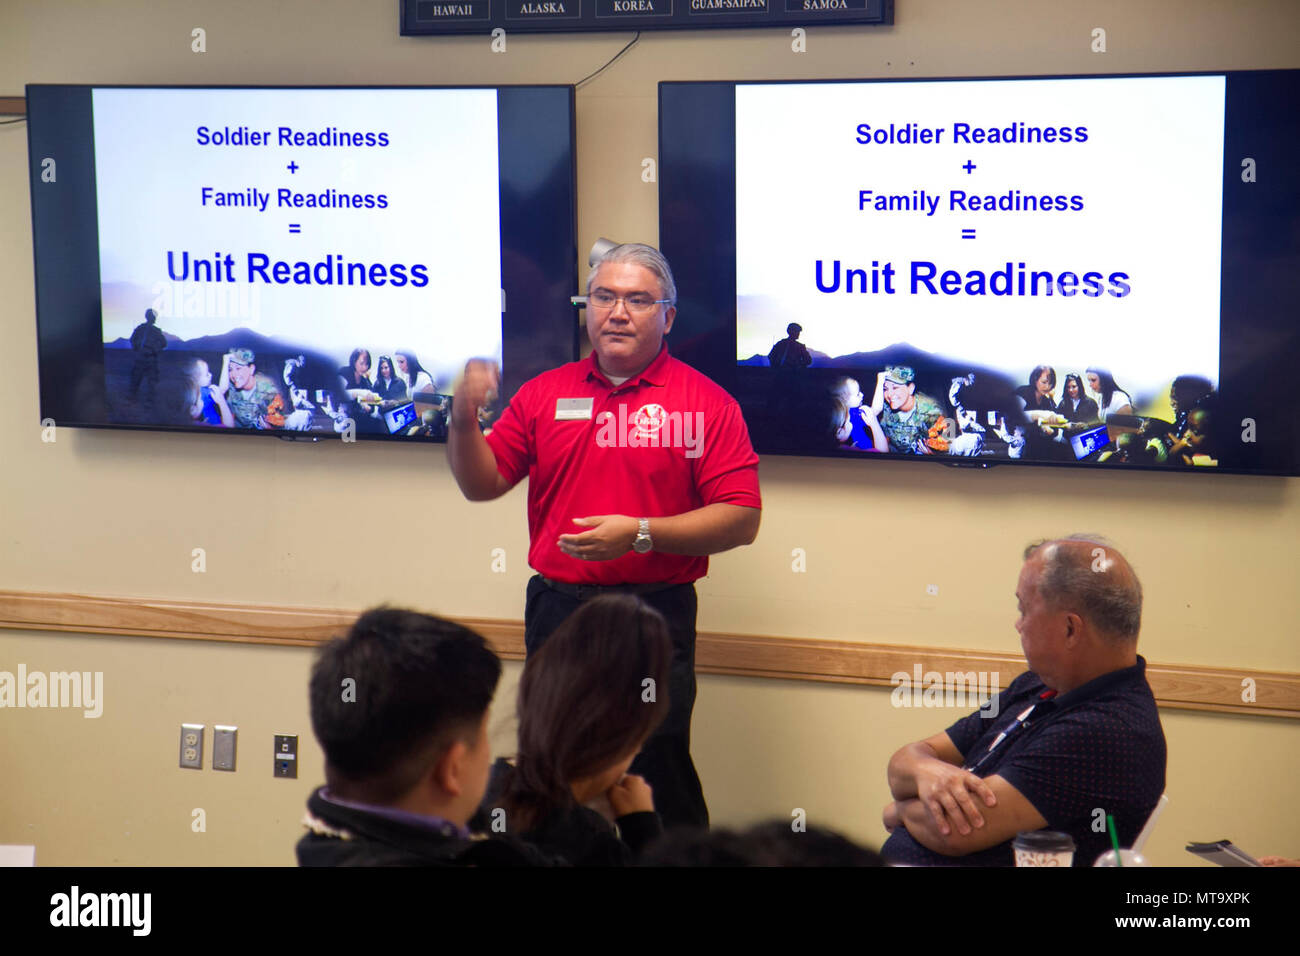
top-left (659, 72), bottom-right (1300, 475)
top-left (27, 84), bottom-right (577, 442)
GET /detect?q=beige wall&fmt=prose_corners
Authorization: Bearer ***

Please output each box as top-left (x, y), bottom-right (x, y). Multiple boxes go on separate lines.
top-left (1, 0), bottom-right (1297, 867)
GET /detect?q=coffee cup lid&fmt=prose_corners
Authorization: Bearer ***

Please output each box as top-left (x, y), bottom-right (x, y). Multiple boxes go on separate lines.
top-left (1013, 829), bottom-right (1076, 851)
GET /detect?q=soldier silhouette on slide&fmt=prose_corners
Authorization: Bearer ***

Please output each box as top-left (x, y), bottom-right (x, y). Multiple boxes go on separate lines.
top-left (767, 323), bottom-right (812, 369)
top-left (127, 308), bottom-right (169, 403)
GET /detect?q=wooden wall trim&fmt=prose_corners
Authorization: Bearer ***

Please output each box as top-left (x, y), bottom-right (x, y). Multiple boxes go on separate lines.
top-left (1, 589), bottom-right (1295, 718)
top-left (0, 96), bottom-right (26, 116)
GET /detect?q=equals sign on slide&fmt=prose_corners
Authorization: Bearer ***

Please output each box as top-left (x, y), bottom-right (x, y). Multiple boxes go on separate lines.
top-left (288, 224), bottom-right (302, 234)
top-left (961, 228), bottom-right (977, 240)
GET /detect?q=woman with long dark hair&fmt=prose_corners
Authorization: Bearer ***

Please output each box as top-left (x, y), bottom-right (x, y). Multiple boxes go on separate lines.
top-left (481, 594), bottom-right (672, 865)
top-left (372, 355), bottom-right (407, 400)
top-left (394, 351), bottom-right (435, 394)
top-left (1057, 373), bottom-right (1099, 423)
top-left (1085, 367), bottom-right (1134, 420)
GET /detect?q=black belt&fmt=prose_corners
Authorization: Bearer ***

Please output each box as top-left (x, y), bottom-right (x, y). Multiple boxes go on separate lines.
top-left (538, 575), bottom-right (689, 601)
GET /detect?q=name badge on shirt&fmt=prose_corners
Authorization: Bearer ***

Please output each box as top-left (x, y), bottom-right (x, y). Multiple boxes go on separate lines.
top-left (555, 397), bottom-right (594, 421)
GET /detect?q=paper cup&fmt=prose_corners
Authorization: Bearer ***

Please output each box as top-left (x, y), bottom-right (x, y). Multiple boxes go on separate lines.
top-left (1013, 829), bottom-right (1076, 867)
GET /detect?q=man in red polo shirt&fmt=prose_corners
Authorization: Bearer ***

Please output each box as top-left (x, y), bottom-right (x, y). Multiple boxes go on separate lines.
top-left (448, 243), bottom-right (762, 828)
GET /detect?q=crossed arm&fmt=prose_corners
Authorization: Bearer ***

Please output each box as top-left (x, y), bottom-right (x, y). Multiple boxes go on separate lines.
top-left (883, 731), bottom-right (1047, 856)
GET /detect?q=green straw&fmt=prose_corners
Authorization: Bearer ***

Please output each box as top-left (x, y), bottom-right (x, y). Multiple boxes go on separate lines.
top-left (1107, 814), bottom-right (1122, 867)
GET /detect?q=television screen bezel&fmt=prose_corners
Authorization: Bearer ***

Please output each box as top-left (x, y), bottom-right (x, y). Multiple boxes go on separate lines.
top-left (658, 69), bottom-right (1300, 478)
top-left (26, 82), bottom-right (580, 445)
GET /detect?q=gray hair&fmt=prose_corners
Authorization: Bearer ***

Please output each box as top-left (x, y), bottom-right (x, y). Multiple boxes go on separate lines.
top-left (586, 243), bottom-right (677, 307)
top-left (1023, 534), bottom-right (1142, 643)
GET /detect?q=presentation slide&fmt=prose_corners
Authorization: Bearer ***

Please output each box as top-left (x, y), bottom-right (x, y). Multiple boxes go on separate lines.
top-left (93, 87), bottom-right (503, 436)
top-left (734, 77), bottom-right (1227, 463)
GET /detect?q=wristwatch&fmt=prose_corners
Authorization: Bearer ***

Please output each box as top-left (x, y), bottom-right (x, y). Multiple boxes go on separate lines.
top-left (632, 518), bottom-right (653, 554)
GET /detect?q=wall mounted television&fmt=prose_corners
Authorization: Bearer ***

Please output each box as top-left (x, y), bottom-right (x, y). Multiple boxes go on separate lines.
top-left (659, 71), bottom-right (1300, 476)
top-left (27, 84), bottom-right (577, 442)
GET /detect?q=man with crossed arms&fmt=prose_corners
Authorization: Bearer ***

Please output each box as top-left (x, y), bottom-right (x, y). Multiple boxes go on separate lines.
top-left (882, 536), bottom-right (1166, 866)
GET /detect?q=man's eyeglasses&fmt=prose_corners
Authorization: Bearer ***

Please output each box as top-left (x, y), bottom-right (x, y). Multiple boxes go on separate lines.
top-left (588, 290), bottom-right (671, 314)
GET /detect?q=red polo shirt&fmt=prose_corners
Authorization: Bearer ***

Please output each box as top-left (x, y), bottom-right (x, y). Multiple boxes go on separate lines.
top-left (484, 344), bottom-right (761, 585)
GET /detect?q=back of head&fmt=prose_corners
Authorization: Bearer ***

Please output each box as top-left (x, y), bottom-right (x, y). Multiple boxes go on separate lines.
top-left (830, 377), bottom-right (856, 401)
top-left (641, 821), bottom-right (884, 867)
top-left (1023, 535), bottom-right (1143, 645)
top-left (506, 594), bottom-right (672, 829)
top-left (829, 397), bottom-right (849, 431)
top-left (309, 607), bottom-right (501, 804)
top-left (1171, 374), bottom-right (1213, 409)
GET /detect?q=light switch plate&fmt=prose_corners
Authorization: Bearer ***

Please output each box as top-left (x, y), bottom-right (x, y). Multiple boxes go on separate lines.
top-left (180, 724), bottom-right (204, 770)
top-left (213, 725), bottom-right (237, 771)
top-left (274, 734), bottom-right (297, 778)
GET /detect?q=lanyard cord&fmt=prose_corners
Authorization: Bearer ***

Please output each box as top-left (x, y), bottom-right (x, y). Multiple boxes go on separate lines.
top-left (963, 690), bottom-right (1058, 774)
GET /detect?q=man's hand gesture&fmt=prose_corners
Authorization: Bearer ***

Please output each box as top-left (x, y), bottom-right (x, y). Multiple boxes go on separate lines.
top-left (452, 359), bottom-right (499, 429)
top-left (557, 515), bottom-right (638, 561)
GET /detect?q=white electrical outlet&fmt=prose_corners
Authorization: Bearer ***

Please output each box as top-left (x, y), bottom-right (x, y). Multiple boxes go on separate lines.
top-left (180, 724), bottom-right (205, 770)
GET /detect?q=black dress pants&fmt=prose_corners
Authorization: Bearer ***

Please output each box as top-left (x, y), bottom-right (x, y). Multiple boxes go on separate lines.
top-left (523, 574), bottom-right (709, 829)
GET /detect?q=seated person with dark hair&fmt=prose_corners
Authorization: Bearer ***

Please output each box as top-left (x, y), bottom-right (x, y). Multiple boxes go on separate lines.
top-left (298, 607), bottom-right (538, 866)
top-left (880, 536), bottom-right (1166, 867)
top-left (1140, 375), bottom-right (1216, 465)
top-left (474, 593), bottom-right (672, 865)
top-left (1056, 373), bottom-right (1099, 424)
top-left (372, 355), bottom-right (408, 401)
